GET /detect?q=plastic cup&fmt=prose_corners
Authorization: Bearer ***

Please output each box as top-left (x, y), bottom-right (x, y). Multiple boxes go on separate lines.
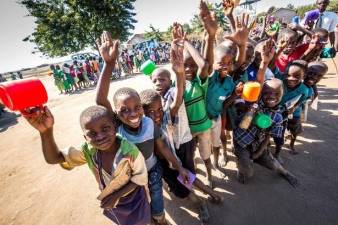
top-left (0, 78), bottom-right (48, 111)
top-left (254, 113), bottom-right (272, 129)
top-left (242, 82), bottom-right (261, 102)
top-left (140, 60), bottom-right (156, 76)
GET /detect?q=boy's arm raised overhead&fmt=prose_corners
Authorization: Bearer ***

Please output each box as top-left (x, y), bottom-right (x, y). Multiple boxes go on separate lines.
top-left (256, 38), bottom-right (275, 86)
top-left (24, 107), bottom-right (65, 164)
top-left (222, 0), bottom-right (236, 33)
top-left (200, 0), bottom-right (218, 74)
top-left (95, 31), bottom-right (119, 116)
top-left (170, 27), bottom-right (185, 118)
top-left (224, 13), bottom-right (253, 70)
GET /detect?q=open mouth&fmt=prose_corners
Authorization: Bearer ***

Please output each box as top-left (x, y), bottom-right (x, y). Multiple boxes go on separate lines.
top-left (129, 118), bottom-right (140, 124)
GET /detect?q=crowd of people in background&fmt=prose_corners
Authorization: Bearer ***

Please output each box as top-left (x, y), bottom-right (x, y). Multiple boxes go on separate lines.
top-left (9, 0), bottom-right (338, 224)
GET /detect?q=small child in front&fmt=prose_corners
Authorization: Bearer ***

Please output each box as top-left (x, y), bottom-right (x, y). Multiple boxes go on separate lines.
top-left (24, 105), bottom-right (150, 225)
top-left (95, 31), bottom-right (190, 225)
top-left (233, 79), bottom-right (299, 187)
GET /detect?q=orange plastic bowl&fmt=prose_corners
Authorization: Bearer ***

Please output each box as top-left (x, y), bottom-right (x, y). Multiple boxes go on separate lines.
top-left (242, 82), bottom-right (261, 102)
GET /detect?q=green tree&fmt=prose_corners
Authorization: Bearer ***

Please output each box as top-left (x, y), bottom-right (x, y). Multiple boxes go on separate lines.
top-left (327, 0), bottom-right (338, 12)
top-left (213, 3), bottom-right (230, 32)
top-left (144, 24), bottom-right (164, 41)
top-left (20, 0), bottom-right (137, 57)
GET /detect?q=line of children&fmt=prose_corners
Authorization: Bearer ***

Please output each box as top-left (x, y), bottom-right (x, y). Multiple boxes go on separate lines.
top-left (24, 0), bottom-right (335, 224)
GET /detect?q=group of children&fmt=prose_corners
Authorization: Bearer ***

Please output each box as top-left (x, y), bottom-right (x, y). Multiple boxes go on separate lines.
top-left (25, 0), bottom-right (336, 224)
top-left (50, 57), bottom-right (102, 94)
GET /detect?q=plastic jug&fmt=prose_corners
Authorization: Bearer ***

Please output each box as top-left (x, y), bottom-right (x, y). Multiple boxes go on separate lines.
top-left (242, 82), bottom-right (261, 102)
top-left (140, 60), bottom-right (156, 76)
top-left (0, 78), bottom-right (48, 112)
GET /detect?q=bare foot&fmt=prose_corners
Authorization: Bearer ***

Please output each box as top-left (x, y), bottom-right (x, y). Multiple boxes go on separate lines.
top-left (208, 191), bottom-right (224, 205)
top-left (284, 173), bottom-right (299, 187)
top-left (218, 154), bottom-right (229, 167)
top-left (206, 177), bottom-right (214, 189)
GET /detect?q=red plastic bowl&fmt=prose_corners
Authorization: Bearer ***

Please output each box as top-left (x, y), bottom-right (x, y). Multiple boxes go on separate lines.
top-left (0, 78), bottom-right (48, 111)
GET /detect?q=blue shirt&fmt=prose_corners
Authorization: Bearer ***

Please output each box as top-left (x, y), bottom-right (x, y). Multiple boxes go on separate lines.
top-left (280, 82), bottom-right (309, 107)
top-left (206, 71), bottom-right (235, 119)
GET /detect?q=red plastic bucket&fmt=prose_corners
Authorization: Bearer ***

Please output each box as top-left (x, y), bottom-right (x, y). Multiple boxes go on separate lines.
top-left (0, 78), bottom-right (48, 111)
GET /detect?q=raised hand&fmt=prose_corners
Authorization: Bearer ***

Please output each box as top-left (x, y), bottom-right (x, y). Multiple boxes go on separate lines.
top-left (261, 38), bottom-right (276, 65)
top-left (200, 0), bottom-right (218, 36)
top-left (96, 31), bottom-right (119, 64)
top-left (224, 13), bottom-right (251, 47)
top-left (24, 106), bottom-right (54, 133)
top-left (222, 0), bottom-right (235, 16)
top-left (172, 22), bottom-right (186, 42)
top-left (171, 42), bottom-right (184, 75)
top-left (308, 34), bottom-right (324, 51)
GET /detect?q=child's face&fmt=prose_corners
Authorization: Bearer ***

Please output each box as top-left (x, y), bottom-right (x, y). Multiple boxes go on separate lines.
top-left (83, 116), bottom-right (117, 151)
top-left (286, 65), bottom-right (304, 89)
top-left (151, 71), bottom-right (171, 96)
top-left (184, 56), bottom-right (198, 81)
top-left (262, 85), bottom-right (283, 108)
top-left (143, 98), bottom-right (163, 127)
top-left (115, 94), bottom-right (144, 129)
top-left (214, 52), bottom-right (234, 77)
top-left (282, 33), bottom-right (298, 55)
top-left (305, 67), bottom-right (325, 86)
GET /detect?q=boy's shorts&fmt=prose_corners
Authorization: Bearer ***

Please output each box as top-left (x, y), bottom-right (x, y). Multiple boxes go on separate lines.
top-left (287, 117), bottom-right (303, 137)
top-left (159, 140), bottom-right (195, 199)
top-left (234, 142), bottom-right (277, 178)
top-left (193, 129), bottom-right (212, 160)
top-left (210, 115), bottom-right (222, 148)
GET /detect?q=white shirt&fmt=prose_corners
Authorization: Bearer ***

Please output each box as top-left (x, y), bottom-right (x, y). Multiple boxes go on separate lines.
top-left (316, 11), bottom-right (338, 33)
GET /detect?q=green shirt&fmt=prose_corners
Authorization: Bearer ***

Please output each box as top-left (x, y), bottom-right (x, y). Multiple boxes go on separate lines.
top-left (206, 71), bottom-right (235, 119)
top-left (183, 75), bottom-right (212, 133)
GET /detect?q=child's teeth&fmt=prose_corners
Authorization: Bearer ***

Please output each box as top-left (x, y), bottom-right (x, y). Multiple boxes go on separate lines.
top-left (130, 118), bottom-right (139, 123)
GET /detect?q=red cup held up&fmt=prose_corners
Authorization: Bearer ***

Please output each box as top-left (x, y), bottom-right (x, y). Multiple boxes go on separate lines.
top-left (0, 78), bottom-right (48, 114)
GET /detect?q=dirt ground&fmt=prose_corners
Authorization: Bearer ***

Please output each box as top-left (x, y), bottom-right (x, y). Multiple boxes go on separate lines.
top-left (1, 58), bottom-right (338, 225)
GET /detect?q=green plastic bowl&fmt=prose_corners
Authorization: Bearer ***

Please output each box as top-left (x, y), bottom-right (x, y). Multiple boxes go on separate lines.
top-left (254, 113), bottom-right (272, 129)
top-left (140, 60), bottom-right (156, 76)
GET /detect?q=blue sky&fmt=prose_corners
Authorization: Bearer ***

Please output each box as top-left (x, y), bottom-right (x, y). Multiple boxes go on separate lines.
top-left (0, 0), bottom-right (311, 73)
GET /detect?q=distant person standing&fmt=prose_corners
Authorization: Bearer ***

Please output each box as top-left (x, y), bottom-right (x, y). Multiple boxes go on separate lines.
top-left (50, 64), bottom-right (65, 94)
top-left (17, 72), bottom-right (23, 79)
top-left (10, 72), bottom-right (16, 80)
top-left (90, 57), bottom-right (100, 78)
top-left (313, 0), bottom-right (338, 51)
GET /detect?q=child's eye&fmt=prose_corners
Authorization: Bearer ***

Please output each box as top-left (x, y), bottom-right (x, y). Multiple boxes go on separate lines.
top-left (102, 126), bottom-right (111, 132)
top-left (89, 131), bottom-right (97, 137)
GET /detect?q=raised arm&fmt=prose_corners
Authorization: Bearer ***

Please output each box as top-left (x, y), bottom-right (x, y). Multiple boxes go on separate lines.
top-left (24, 107), bottom-right (65, 164)
top-left (95, 31), bottom-right (119, 115)
top-left (200, 0), bottom-right (218, 74)
top-left (257, 38), bottom-right (275, 86)
top-left (222, 0), bottom-right (236, 33)
top-left (169, 28), bottom-right (185, 118)
top-left (224, 13), bottom-right (252, 69)
top-left (288, 23), bottom-right (314, 37)
top-left (301, 34), bottom-right (324, 62)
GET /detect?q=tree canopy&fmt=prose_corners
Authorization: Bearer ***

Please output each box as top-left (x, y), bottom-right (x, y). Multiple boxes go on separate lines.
top-left (21, 0), bottom-right (137, 57)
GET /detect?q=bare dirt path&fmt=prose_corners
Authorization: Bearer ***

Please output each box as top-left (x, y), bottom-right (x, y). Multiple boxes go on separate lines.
top-left (1, 58), bottom-right (337, 225)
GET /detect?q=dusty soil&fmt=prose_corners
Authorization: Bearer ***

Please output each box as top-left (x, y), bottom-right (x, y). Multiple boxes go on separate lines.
top-left (1, 58), bottom-right (338, 225)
